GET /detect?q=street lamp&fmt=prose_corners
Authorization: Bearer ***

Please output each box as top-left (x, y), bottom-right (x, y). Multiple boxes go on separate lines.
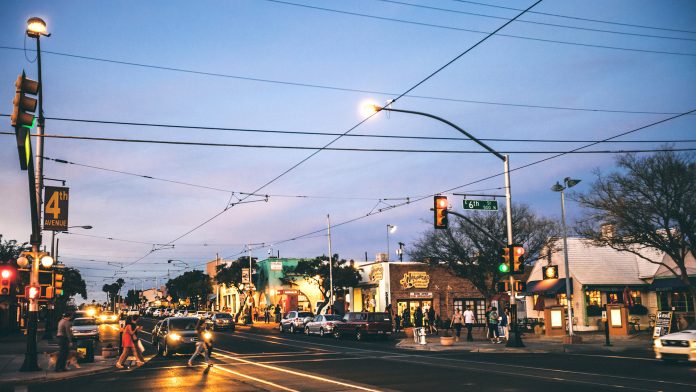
top-left (52, 225), bottom-right (93, 261)
top-left (368, 103), bottom-right (523, 347)
top-left (167, 259), bottom-right (189, 269)
top-left (551, 177), bottom-right (581, 342)
top-left (386, 224), bottom-right (397, 261)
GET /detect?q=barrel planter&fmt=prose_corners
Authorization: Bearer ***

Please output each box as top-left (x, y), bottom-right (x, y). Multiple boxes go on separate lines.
top-left (440, 336), bottom-right (456, 346)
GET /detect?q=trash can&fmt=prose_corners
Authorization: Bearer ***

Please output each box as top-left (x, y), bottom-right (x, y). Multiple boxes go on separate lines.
top-left (76, 339), bottom-right (95, 363)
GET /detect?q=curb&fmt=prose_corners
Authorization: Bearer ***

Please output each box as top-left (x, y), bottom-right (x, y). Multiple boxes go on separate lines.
top-left (4, 362), bottom-right (116, 385)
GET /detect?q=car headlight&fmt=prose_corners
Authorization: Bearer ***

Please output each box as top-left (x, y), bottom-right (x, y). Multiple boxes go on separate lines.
top-left (203, 331), bottom-right (212, 341)
top-left (654, 339), bottom-right (662, 348)
top-left (690, 341), bottom-right (696, 348)
top-left (169, 333), bottom-right (181, 341)
top-left (100, 315), bottom-right (107, 320)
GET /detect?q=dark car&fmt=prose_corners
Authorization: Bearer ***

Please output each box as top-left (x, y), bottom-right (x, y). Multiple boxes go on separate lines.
top-left (152, 317), bottom-right (201, 357)
top-left (333, 312), bottom-right (392, 341)
top-left (207, 313), bottom-right (235, 331)
top-left (279, 311), bottom-right (314, 334)
top-left (304, 314), bottom-right (343, 337)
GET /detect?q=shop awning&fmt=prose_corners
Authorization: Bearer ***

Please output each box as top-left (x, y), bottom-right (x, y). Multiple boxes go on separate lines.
top-left (583, 284), bottom-right (648, 291)
top-left (650, 277), bottom-right (696, 292)
top-left (526, 279), bottom-right (572, 295)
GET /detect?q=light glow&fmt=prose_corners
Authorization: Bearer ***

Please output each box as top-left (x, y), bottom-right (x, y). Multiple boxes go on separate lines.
top-left (40, 255), bottom-right (54, 268)
top-left (27, 17), bottom-right (47, 36)
top-left (359, 100), bottom-right (381, 118)
top-left (169, 333), bottom-right (181, 341)
top-left (1, 269), bottom-right (10, 279)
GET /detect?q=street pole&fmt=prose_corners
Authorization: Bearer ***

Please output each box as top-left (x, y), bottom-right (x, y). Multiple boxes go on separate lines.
top-left (327, 214), bottom-right (334, 310)
top-left (560, 189), bottom-right (574, 338)
top-left (386, 225), bottom-right (390, 262)
top-left (372, 106), bottom-right (523, 347)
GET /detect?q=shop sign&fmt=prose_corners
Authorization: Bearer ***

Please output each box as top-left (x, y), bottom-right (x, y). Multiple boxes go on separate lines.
top-left (400, 271), bottom-right (430, 289)
top-left (409, 292), bottom-right (432, 298)
top-left (271, 261), bottom-right (283, 271)
top-left (653, 310), bottom-right (673, 338)
top-left (369, 265), bottom-right (383, 282)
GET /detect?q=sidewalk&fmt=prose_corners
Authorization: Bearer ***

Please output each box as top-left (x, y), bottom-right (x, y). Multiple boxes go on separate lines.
top-left (0, 333), bottom-right (117, 384)
top-left (395, 329), bottom-right (655, 355)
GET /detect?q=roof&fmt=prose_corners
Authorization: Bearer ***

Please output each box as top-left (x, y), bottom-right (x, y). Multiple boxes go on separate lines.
top-left (527, 238), bottom-right (663, 286)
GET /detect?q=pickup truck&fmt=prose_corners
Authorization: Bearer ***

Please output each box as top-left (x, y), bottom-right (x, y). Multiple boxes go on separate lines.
top-left (333, 312), bottom-right (392, 341)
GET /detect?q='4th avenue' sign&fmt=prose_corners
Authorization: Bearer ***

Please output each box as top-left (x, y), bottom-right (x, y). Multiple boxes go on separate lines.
top-left (463, 199), bottom-right (498, 211)
top-left (44, 186), bottom-right (69, 231)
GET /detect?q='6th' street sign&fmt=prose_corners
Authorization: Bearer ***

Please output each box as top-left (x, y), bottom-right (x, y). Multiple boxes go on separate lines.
top-left (462, 199), bottom-right (498, 211)
top-left (44, 186), bottom-right (69, 231)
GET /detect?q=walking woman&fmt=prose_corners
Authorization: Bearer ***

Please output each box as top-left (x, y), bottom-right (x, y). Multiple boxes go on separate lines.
top-left (131, 315), bottom-right (146, 363)
top-left (116, 316), bottom-right (144, 368)
top-left (188, 319), bottom-right (213, 368)
top-left (450, 308), bottom-right (464, 342)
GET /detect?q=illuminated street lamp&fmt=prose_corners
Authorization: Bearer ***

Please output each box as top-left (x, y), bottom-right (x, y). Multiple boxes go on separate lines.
top-left (386, 224), bottom-right (397, 262)
top-left (551, 177), bottom-right (581, 341)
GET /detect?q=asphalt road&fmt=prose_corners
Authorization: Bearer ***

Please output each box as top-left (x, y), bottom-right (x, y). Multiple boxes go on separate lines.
top-left (13, 317), bottom-right (696, 392)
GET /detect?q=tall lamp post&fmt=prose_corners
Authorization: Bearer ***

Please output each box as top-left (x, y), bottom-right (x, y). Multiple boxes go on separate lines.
top-left (551, 177), bottom-right (581, 343)
top-left (368, 104), bottom-right (523, 347)
top-left (20, 17), bottom-right (50, 372)
top-left (386, 224), bottom-right (397, 261)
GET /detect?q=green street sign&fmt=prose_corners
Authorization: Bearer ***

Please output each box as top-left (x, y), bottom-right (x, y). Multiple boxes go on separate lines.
top-left (463, 199), bottom-right (498, 211)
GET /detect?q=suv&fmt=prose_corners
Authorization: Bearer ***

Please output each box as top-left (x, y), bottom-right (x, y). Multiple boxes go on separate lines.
top-left (333, 312), bottom-right (392, 341)
top-left (152, 317), bottom-right (201, 357)
top-left (279, 311), bottom-right (314, 334)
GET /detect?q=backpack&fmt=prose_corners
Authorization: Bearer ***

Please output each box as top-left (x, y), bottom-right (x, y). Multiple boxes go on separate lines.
top-left (488, 311), bottom-right (499, 324)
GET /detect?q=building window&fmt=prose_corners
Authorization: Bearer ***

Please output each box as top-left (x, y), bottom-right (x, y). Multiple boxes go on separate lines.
top-left (630, 290), bottom-right (642, 305)
top-left (585, 290), bottom-right (601, 306)
top-left (557, 293), bottom-right (574, 307)
top-left (607, 292), bottom-right (622, 304)
top-left (453, 299), bottom-right (486, 325)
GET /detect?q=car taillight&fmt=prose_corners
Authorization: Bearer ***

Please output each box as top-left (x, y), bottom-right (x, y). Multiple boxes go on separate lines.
top-left (327, 322), bottom-right (334, 326)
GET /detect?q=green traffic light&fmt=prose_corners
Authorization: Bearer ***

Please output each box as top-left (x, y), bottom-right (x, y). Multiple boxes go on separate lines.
top-left (498, 263), bottom-right (510, 273)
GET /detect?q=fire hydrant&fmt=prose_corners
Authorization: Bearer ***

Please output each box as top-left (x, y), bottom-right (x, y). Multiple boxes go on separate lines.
top-left (417, 327), bottom-right (427, 345)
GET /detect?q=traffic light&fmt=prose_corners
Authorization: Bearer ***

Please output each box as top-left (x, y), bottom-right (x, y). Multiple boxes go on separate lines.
top-left (496, 280), bottom-right (526, 292)
top-left (1, 267), bottom-right (14, 295)
top-left (25, 285), bottom-right (40, 300)
top-left (11, 71), bottom-right (39, 170)
top-left (433, 196), bottom-right (449, 230)
top-left (498, 246), bottom-right (510, 273)
top-left (54, 272), bottom-right (64, 296)
top-left (543, 265), bottom-right (559, 280)
top-left (511, 244), bottom-right (526, 274)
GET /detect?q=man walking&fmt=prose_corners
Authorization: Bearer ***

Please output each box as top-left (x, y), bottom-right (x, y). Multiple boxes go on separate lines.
top-left (488, 306), bottom-right (501, 343)
top-left (463, 306), bottom-right (477, 341)
top-left (55, 313), bottom-right (73, 372)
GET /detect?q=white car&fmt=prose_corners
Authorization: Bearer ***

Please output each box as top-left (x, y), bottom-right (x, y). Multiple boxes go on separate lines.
top-left (654, 325), bottom-right (696, 362)
top-left (70, 317), bottom-right (99, 340)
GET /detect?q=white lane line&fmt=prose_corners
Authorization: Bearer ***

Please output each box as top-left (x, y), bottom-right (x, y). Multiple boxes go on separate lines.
top-left (233, 352), bottom-right (341, 359)
top-left (566, 353), bottom-right (658, 362)
top-left (213, 364), bottom-right (300, 392)
top-left (214, 349), bottom-right (383, 392)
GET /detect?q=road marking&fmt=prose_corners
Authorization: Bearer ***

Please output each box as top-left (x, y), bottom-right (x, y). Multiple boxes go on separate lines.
top-left (214, 349), bottom-right (383, 391)
top-left (213, 364), bottom-right (300, 392)
top-left (566, 353), bottom-right (658, 362)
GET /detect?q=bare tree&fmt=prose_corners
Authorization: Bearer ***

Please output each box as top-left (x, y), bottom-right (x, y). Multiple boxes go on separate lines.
top-left (409, 204), bottom-right (559, 297)
top-left (575, 149), bottom-right (696, 312)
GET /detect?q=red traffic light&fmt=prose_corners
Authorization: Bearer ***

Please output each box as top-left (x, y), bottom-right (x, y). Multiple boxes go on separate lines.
top-left (433, 196), bottom-right (449, 230)
top-left (1, 269), bottom-right (11, 279)
top-left (25, 285), bottom-right (40, 299)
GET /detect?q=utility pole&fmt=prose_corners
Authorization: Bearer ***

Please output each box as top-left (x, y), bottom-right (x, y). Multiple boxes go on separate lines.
top-left (327, 215), bottom-right (334, 310)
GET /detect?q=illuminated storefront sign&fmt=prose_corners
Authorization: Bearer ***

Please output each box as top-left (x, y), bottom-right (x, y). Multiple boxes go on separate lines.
top-left (400, 271), bottom-right (430, 289)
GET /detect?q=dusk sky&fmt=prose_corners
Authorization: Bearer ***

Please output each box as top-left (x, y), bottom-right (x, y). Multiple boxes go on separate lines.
top-left (1, 0), bottom-right (694, 302)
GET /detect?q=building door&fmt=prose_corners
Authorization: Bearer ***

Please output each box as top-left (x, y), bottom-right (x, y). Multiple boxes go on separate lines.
top-left (397, 300), bottom-right (432, 327)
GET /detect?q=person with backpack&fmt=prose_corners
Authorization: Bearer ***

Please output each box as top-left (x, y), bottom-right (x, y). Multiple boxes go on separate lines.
top-left (488, 306), bottom-right (501, 343)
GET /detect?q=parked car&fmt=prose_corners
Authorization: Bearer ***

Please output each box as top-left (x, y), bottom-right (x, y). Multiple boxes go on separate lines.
top-left (152, 317), bottom-right (202, 357)
top-left (654, 324), bottom-right (696, 362)
top-left (207, 313), bottom-right (235, 331)
top-left (304, 314), bottom-right (343, 337)
top-left (333, 312), bottom-right (392, 341)
top-left (70, 317), bottom-right (99, 340)
top-left (279, 311), bottom-right (314, 334)
top-left (98, 311), bottom-right (118, 324)
top-left (152, 308), bottom-right (164, 318)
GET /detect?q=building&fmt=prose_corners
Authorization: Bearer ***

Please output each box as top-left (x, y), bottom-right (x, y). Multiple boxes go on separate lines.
top-left (254, 257), bottom-right (323, 314)
top-left (141, 287), bottom-right (165, 307)
top-left (525, 238), bottom-right (662, 331)
top-left (349, 261), bottom-right (487, 325)
top-left (650, 251), bottom-right (696, 320)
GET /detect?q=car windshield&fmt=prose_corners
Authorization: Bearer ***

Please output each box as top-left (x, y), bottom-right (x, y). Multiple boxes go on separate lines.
top-left (367, 313), bottom-right (391, 322)
top-left (73, 318), bottom-right (96, 326)
top-left (169, 318), bottom-right (199, 330)
top-left (324, 315), bottom-right (342, 321)
top-left (215, 313), bottom-right (232, 319)
top-left (298, 312), bottom-right (313, 318)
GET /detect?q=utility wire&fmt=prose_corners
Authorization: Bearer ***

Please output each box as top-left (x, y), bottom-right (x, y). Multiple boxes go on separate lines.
top-left (449, 0), bottom-right (696, 34)
top-left (264, 0), bottom-right (696, 57)
top-left (3, 113), bottom-right (694, 139)
top-left (3, 131), bottom-right (692, 154)
top-left (0, 49), bottom-right (688, 115)
top-left (379, 0), bottom-right (696, 41)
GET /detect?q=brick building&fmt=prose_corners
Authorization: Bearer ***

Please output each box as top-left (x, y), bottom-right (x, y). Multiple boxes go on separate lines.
top-left (349, 261), bottom-right (487, 325)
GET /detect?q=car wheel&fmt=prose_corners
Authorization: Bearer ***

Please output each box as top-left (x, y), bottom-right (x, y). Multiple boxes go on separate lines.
top-left (319, 328), bottom-right (325, 337)
top-left (355, 329), bottom-right (363, 341)
top-left (289, 325), bottom-right (295, 334)
top-left (305, 327), bottom-right (310, 335)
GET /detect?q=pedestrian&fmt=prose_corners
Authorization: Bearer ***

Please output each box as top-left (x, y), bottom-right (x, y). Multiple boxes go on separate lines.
top-left (450, 308), bottom-right (464, 342)
top-left (188, 319), bottom-right (213, 368)
top-left (488, 306), bottom-right (500, 343)
top-left (264, 307), bottom-right (270, 324)
top-left (55, 312), bottom-right (73, 372)
top-left (394, 313), bottom-right (402, 334)
top-left (402, 307), bottom-right (411, 328)
top-left (463, 306), bottom-right (477, 341)
top-left (427, 306), bottom-right (438, 335)
top-left (484, 306), bottom-right (492, 339)
top-left (116, 316), bottom-right (144, 368)
top-left (414, 306), bottom-right (424, 328)
top-left (274, 304), bottom-right (281, 323)
top-left (131, 315), bottom-right (146, 363)
top-left (499, 308), bottom-right (510, 342)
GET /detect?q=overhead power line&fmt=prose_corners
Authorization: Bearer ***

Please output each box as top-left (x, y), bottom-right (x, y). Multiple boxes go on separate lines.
top-left (263, 0), bottom-right (696, 57)
top-left (379, 0), bottom-right (696, 41)
top-left (3, 131), bottom-right (692, 154)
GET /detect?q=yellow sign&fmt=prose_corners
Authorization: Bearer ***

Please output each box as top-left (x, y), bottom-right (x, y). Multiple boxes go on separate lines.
top-left (369, 265), bottom-right (383, 282)
top-left (400, 271), bottom-right (430, 289)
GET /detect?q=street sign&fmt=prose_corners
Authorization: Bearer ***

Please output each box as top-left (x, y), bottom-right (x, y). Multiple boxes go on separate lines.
top-left (463, 199), bottom-right (498, 211)
top-left (44, 186), bottom-right (69, 231)
top-left (242, 268), bottom-right (250, 284)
